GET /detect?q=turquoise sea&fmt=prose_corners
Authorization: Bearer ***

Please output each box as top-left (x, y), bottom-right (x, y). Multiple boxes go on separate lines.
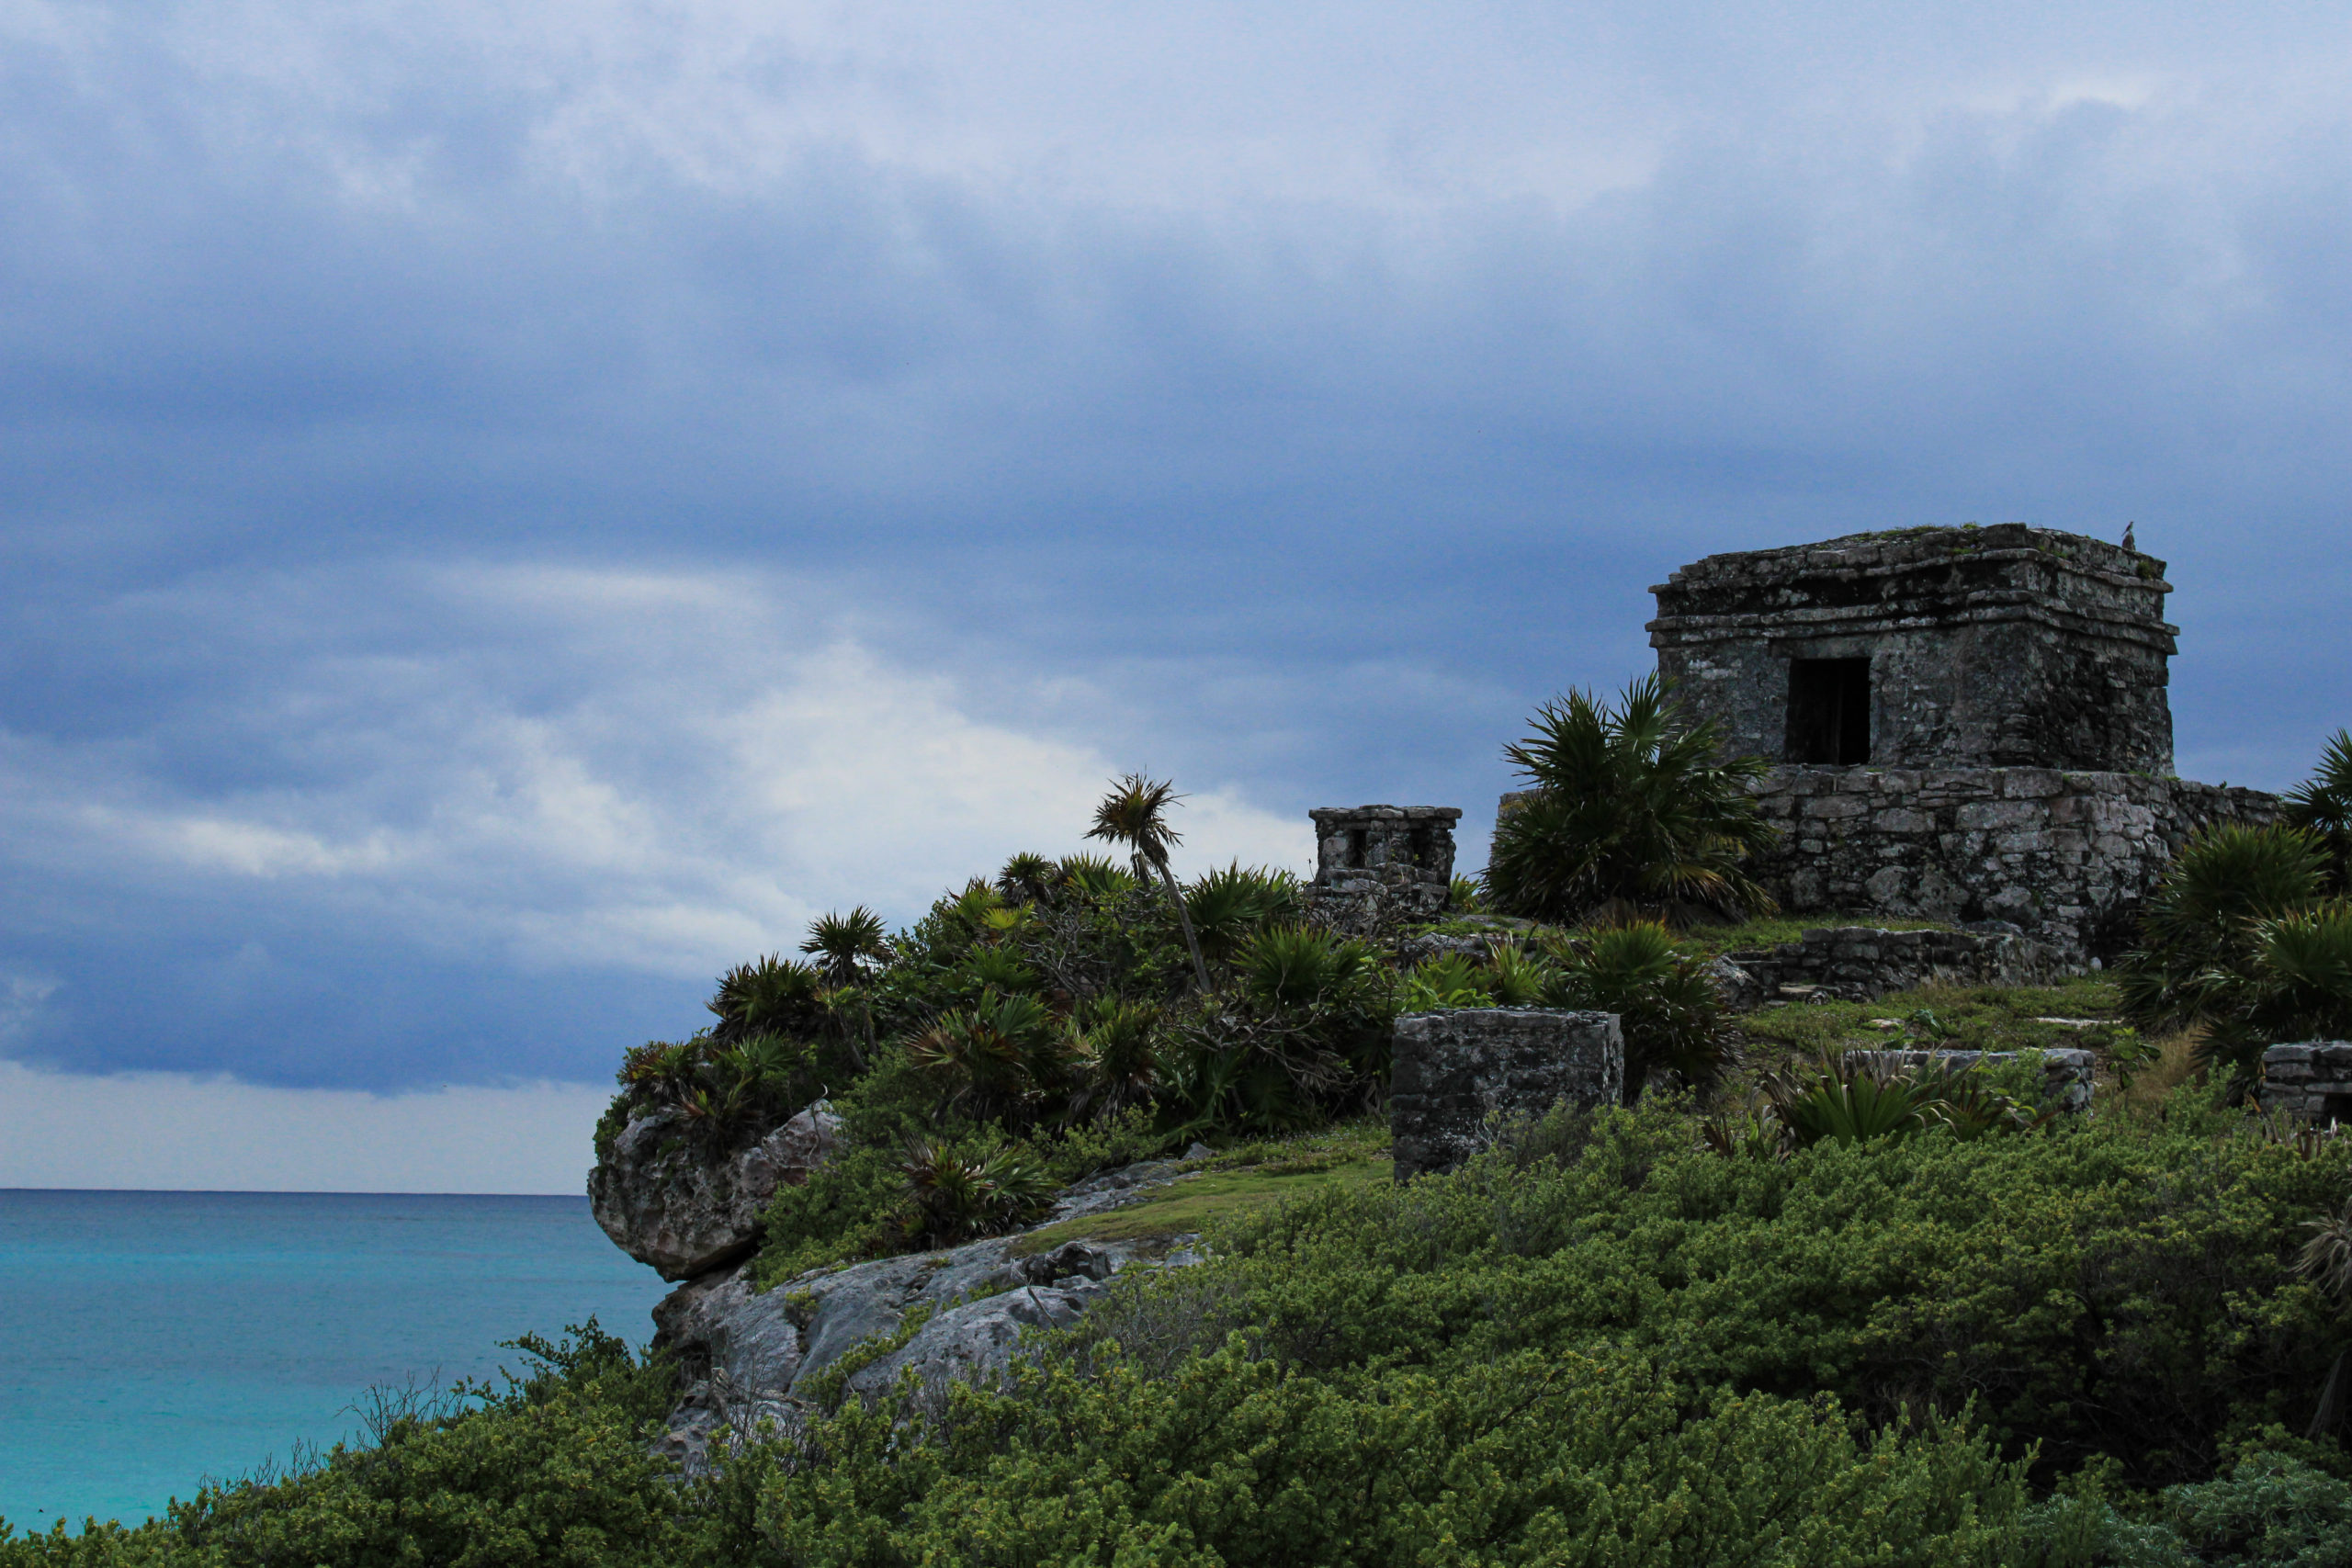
top-left (0, 1190), bottom-right (669, 1534)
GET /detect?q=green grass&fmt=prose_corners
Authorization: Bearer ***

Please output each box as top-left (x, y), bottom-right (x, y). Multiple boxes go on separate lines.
top-left (1012, 1122), bottom-right (1392, 1254)
top-left (1734, 976), bottom-right (2126, 1069)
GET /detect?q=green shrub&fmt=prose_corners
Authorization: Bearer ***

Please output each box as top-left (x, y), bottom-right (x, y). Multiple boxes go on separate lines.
top-left (1484, 674), bottom-right (1778, 924)
top-left (1540, 921), bottom-right (1729, 1096)
top-left (2119, 824), bottom-right (2352, 1079)
top-left (2288, 729), bottom-right (2352, 895)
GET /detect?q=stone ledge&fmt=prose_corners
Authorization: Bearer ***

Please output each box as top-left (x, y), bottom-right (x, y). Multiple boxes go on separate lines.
top-left (2256, 1043), bottom-right (2352, 1120)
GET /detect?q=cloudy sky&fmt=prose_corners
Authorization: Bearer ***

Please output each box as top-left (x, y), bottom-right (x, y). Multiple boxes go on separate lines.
top-left (3, 0), bottom-right (2347, 1189)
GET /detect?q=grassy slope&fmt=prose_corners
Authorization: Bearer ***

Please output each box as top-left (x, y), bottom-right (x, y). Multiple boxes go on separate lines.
top-left (1015, 1121), bottom-right (1393, 1254)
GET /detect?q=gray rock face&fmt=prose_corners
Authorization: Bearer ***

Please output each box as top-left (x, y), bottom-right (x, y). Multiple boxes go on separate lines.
top-left (2256, 1043), bottom-right (2352, 1122)
top-left (1389, 1008), bottom-right (1623, 1180)
top-left (1842, 1046), bottom-right (2098, 1114)
top-left (589, 1100), bottom-right (841, 1281)
top-left (651, 1226), bottom-right (1183, 1472)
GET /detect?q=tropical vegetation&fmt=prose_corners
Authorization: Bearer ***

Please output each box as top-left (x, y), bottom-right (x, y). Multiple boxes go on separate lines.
top-left (1482, 673), bottom-right (1779, 924)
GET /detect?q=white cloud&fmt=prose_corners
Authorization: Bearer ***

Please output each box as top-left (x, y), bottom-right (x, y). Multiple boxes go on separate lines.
top-left (0, 562), bottom-right (1313, 988)
top-left (0, 1059), bottom-right (614, 1192)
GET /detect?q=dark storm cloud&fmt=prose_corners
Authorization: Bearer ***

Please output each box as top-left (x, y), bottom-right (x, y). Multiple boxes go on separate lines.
top-left (0, 0), bottom-right (2346, 1098)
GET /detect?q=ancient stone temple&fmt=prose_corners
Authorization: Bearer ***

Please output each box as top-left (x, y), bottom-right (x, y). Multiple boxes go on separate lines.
top-left (1631, 525), bottom-right (2277, 960)
top-left (1648, 525), bottom-right (2175, 774)
top-left (1306, 805), bottom-right (1461, 933)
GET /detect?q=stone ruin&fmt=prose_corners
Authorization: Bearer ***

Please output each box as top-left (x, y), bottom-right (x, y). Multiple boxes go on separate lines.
top-left (1389, 1009), bottom-right (1623, 1179)
top-left (1638, 525), bottom-right (2278, 960)
top-left (1305, 805), bottom-right (1461, 934)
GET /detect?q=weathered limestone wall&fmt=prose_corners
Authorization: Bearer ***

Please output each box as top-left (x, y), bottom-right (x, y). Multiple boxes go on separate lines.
top-left (2255, 1043), bottom-right (2352, 1122)
top-left (1649, 525), bottom-right (2176, 773)
top-left (1747, 767), bottom-right (2280, 961)
top-left (1389, 1009), bottom-right (1623, 1179)
top-left (1306, 805), bottom-right (1461, 935)
top-left (1729, 924), bottom-right (2071, 1002)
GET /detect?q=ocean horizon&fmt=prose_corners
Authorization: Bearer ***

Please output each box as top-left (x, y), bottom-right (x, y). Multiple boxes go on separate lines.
top-left (0, 1188), bottom-right (670, 1534)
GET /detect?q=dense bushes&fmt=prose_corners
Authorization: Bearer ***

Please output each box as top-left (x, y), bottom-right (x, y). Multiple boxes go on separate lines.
top-left (2119, 824), bottom-right (2352, 1080)
top-left (27, 1092), bottom-right (2352, 1565)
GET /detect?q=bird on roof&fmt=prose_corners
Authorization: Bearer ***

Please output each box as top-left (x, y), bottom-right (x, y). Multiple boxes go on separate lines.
top-left (2122, 522), bottom-right (2136, 552)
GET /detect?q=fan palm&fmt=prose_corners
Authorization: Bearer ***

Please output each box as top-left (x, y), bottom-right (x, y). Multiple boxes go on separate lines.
top-left (2288, 729), bottom-right (2352, 894)
top-left (1087, 773), bottom-right (1213, 991)
top-left (1484, 675), bottom-right (1778, 924)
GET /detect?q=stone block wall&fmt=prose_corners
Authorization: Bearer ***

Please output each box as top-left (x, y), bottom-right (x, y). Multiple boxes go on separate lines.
top-left (1390, 1009), bottom-right (1623, 1179)
top-left (2255, 1043), bottom-right (2352, 1122)
top-left (1842, 1046), bottom-right (2098, 1114)
top-left (1307, 805), bottom-right (1461, 935)
top-left (1649, 525), bottom-right (2176, 773)
top-left (1727, 925), bottom-right (2070, 1003)
top-left (1747, 766), bottom-right (2279, 960)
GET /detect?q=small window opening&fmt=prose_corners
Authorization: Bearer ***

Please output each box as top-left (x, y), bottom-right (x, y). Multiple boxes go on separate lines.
top-left (1407, 825), bottom-right (1435, 868)
top-left (1787, 658), bottom-right (1872, 765)
top-left (2323, 1093), bottom-right (2352, 1127)
top-left (1345, 828), bottom-right (1369, 868)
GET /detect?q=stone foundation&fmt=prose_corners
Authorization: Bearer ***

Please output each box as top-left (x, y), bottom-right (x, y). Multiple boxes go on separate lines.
top-left (1747, 767), bottom-right (2279, 960)
top-left (1389, 1009), bottom-right (1623, 1179)
top-left (2255, 1043), bottom-right (2352, 1122)
top-left (1727, 924), bottom-right (2071, 1004)
top-left (1843, 1046), bottom-right (2097, 1114)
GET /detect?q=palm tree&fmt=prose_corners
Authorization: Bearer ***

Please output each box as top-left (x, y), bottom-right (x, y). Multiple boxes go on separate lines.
top-left (1484, 674), bottom-right (1778, 924)
top-left (1087, 773), bottom-right (1213, 992)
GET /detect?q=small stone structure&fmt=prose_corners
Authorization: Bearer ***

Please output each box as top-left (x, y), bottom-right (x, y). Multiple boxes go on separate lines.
top-left (1842, 1046), bottom-right (2098, 1114)
top-left (1649, 525), bottom-right (2174, 773)
top-left (1389, 1009), bottom-right (1623, 1179)
top-left (2255, 1043), bottom-right (2352, 1122)
top-left (1307, 805), bottom-right (1461, 933)
top-left (1490, 525), bottom-right (2279, 960)
top-left (1728, 924), bottom-right (2069, 1003)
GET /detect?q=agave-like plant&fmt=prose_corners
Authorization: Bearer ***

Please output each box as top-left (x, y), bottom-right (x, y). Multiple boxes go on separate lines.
top-left (1400, 951), bottom-right (1495, 1011)
top-left (1761, 1056), bottom-right (1943, 1146)
top-left (1183, 862), bottom-right (1305, 964)
top-left (1540, 922), bottom-right (1727, 1100)
top-left (907, 990), bottom-right (1060, 1117)
top-left (2288, 729), bottom-right (2352, 895)
top-left (1056, 853), bottom-right (1140, 903)
top-left (707, 953), bottom-right (827, 1044)
top-left (899, 1138), bottom-right (1055, 1246)
top-left (1236, 924), bottom-right (1381, 1011)
top-left (1485, 940), bottom-right (1558, 1007)
top-left (801, 907), bottom-right (891, 987)
top-left (1067, 998), bottom-right (1161, 1118)
top-left (1088, 773), bottom-right (1213, 992)
top-left (1485, 675), bottom-right (1778, 924)
top-left (2119, 823), bottom-right (2336, 1076)
top-left (995, 852), bottom-right (1062, 906)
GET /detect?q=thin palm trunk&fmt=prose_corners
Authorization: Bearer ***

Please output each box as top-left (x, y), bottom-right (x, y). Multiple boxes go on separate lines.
top-left (1153, 857), bottom-right (1213, 992)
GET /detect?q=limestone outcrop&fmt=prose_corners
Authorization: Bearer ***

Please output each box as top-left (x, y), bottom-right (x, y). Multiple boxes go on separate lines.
top-left (648, 1158), bottom-right (1205, 1471)
top-left (589, 1101), bottom-right (842, 1281)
